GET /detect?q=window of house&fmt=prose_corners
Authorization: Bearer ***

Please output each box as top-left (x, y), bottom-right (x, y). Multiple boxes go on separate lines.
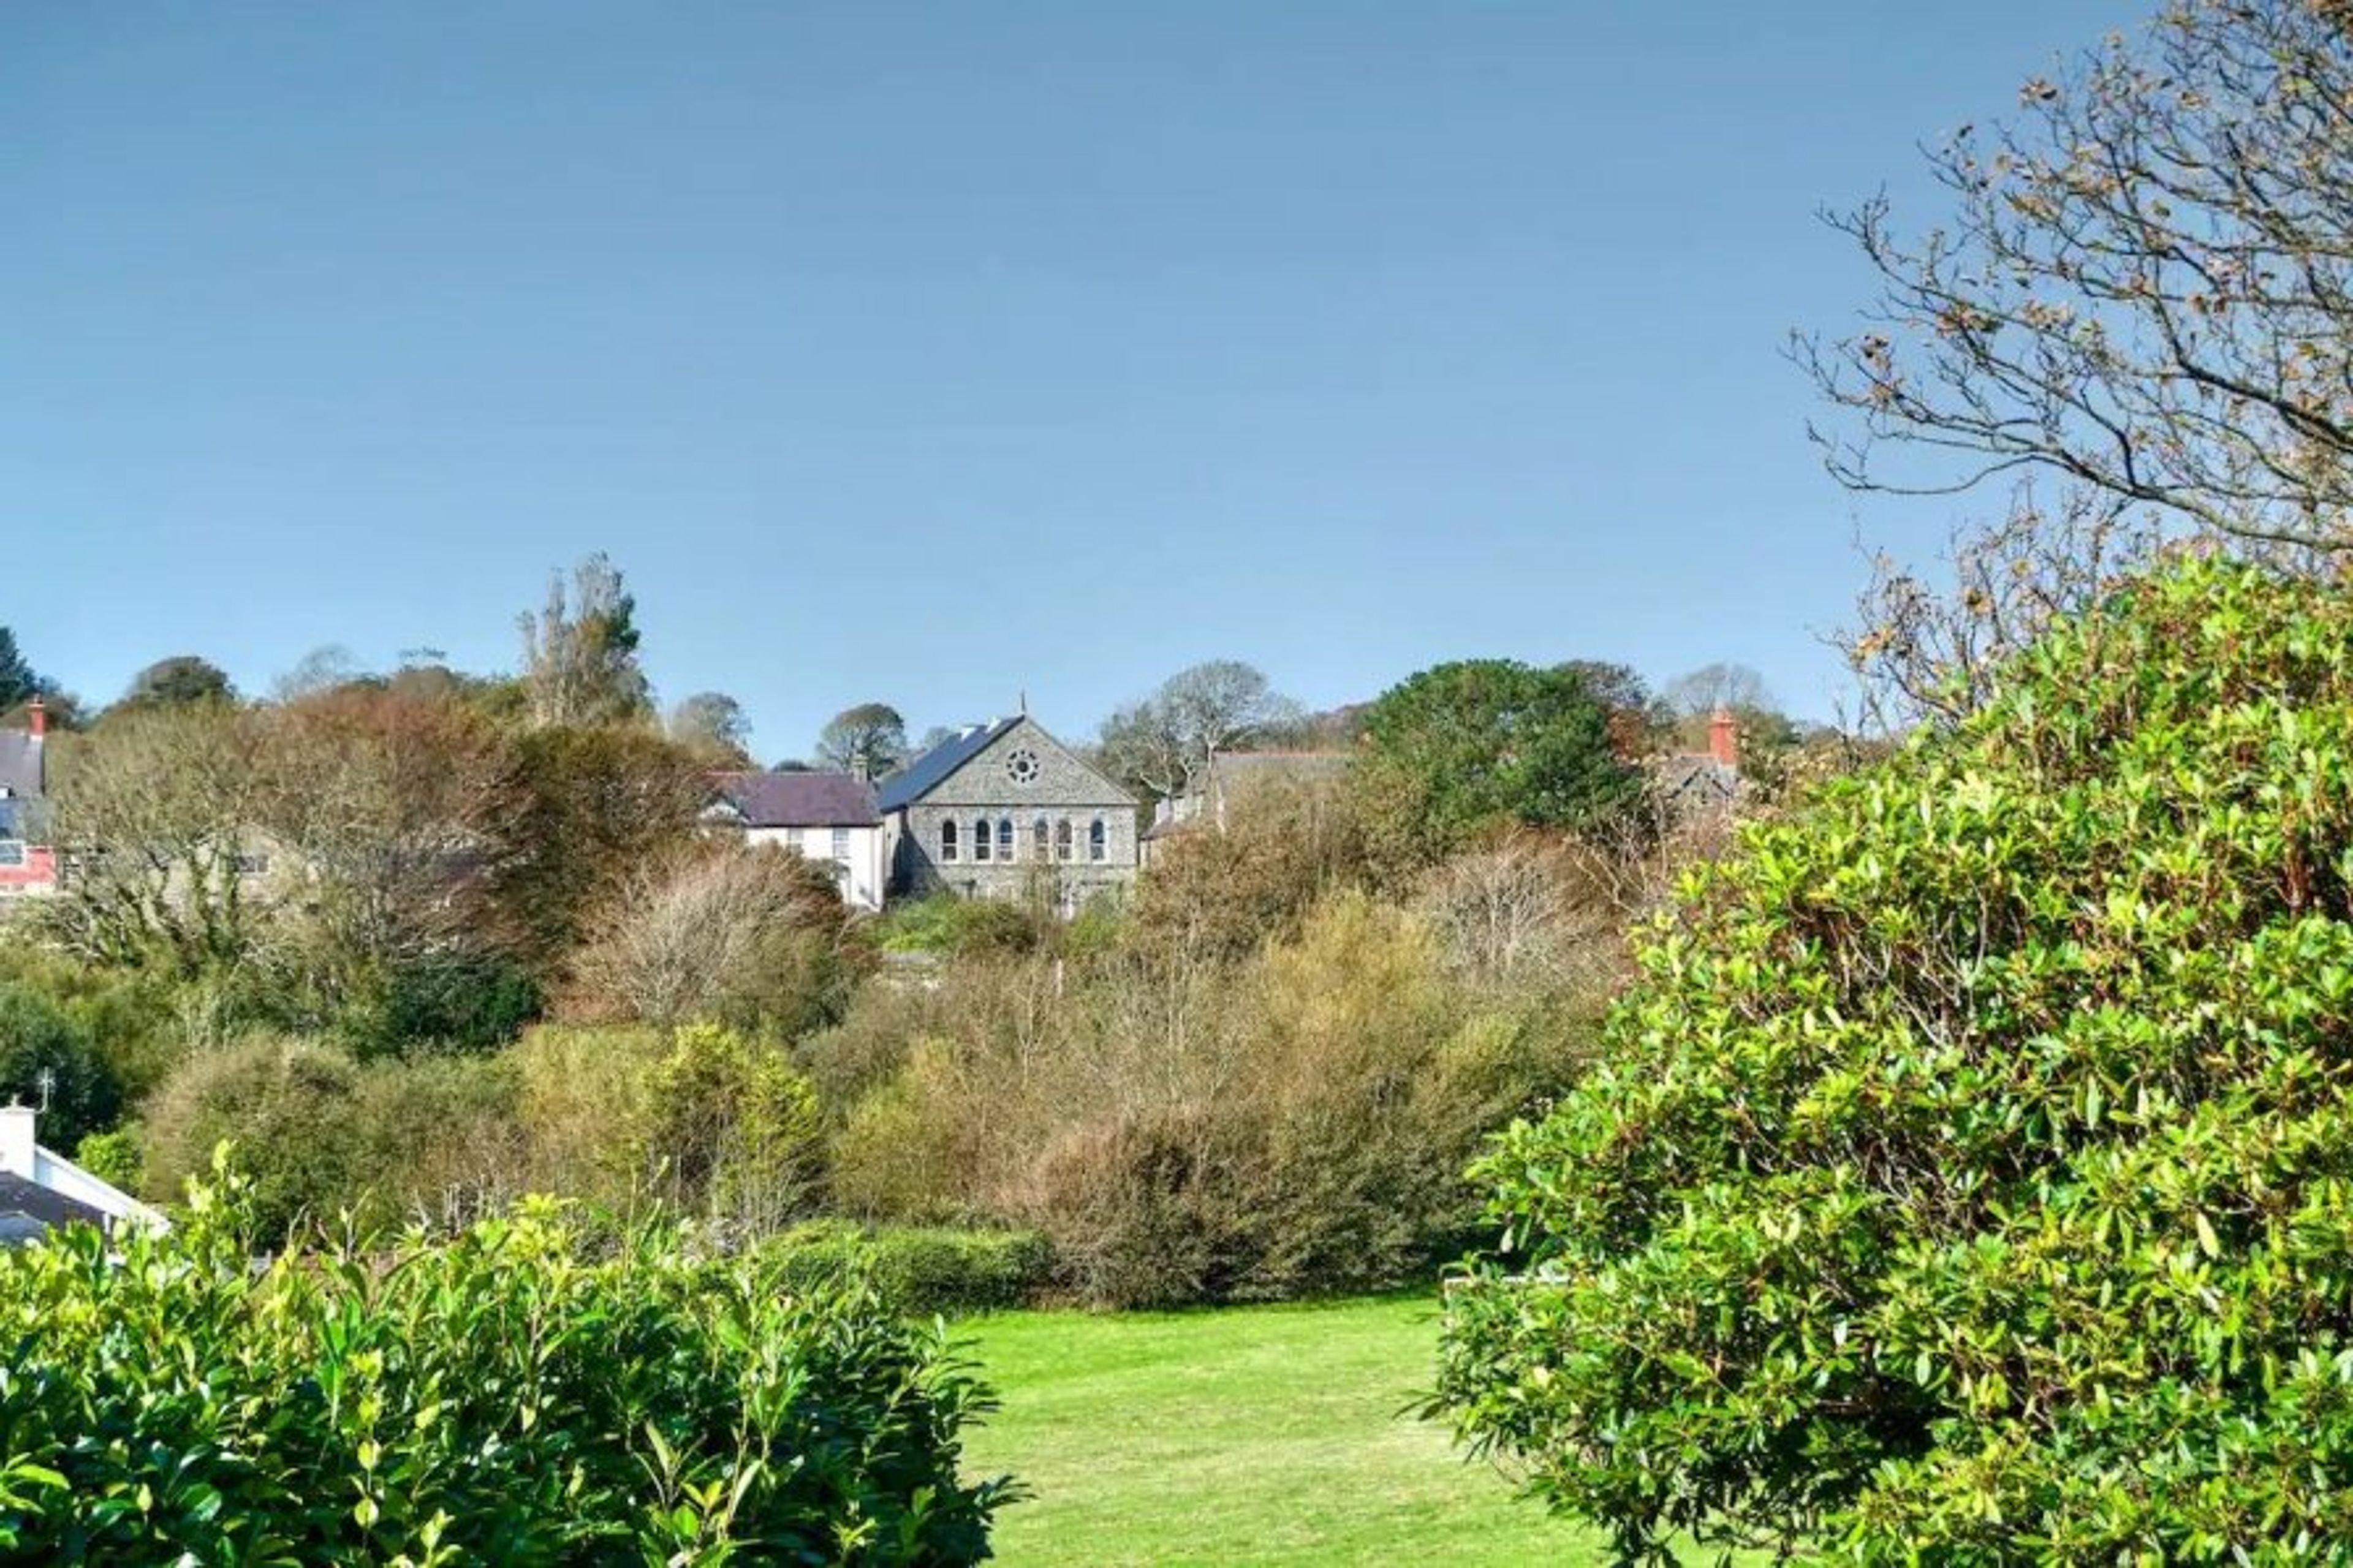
top-left (973, 817), bottom-right (991, 862)
top-left (996, 818), bottom-right (1014, 859)
top-left (784, 827), bottom-right (805, 852)
top-left (1033, 817), bottom-right (1050, 862)
top-left (1089, 817), bottom-right (1107, 862)
top-left (1054, 819), bottom-right (1074, 862)
top-left (0, 842), bottom-right (22, 869)
top-left (832, 827), bottom-right (851, 860)
top-left (941, 819), bottom-right (959, 862)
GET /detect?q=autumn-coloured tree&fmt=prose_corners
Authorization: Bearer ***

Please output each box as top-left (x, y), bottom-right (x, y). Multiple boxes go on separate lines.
top-left (248, 687), bottom-right (529, 1035)
top-left (494, 725), bottom-right (709, 966)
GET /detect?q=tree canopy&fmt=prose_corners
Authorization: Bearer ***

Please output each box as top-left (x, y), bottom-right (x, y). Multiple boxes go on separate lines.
top-left (1096, 661), bottom-right (1303, 801)
top-left (1357, 660), bottom-right (1641, 847)
top-left (815, 703), bottom-right (907, 782)
top-left (0, 628), bottom-right (42, 714)
top-left (119, 656), bottom-right (235, 712)
top-left (517, 553), bottom-right (651, 728)
top-left (667, 691), bottom-right (752, 765)
top-left (1441, 557), bottom-right (2353, 1558)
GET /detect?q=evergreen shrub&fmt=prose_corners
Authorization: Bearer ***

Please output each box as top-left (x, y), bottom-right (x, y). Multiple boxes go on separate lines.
top-left (0, 1161), bottom-right (1007, 1564)
top-left (1440, 560), bottom-right (2353, 1561)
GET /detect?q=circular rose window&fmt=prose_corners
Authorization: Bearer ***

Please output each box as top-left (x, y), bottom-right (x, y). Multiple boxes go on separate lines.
top-left (1005, 748), bottom-right (1042, 785)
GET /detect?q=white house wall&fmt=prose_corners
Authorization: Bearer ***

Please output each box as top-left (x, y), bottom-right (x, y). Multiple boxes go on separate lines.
top-left (745, 824), bottom-right (887, 912)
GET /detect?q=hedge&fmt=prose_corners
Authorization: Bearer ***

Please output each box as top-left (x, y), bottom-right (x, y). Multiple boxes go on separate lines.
top-left (770, 1222), bottom-right (1054, 1317)
top-left (0, 1159), bottom-right (1010, 1564)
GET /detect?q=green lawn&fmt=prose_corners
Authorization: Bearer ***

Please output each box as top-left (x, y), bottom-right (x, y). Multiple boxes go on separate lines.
top-left (957, 1293), bottom-right (1612, 1567)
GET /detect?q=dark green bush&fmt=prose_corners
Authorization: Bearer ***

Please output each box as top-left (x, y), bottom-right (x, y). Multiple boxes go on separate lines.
top-left (373, 952), bottom-right (544, 1053)
top-left (0, 985), bottom-right (120, 1149)
top-left (0, 943), bottom-right (190, 1101)
top-left (770, 1221), bottom-right (1053, 1317)
top-left (0, 1165), bottom-right (1009, 1563)
top-left (1438, 559), bottom-right (2353, 1561)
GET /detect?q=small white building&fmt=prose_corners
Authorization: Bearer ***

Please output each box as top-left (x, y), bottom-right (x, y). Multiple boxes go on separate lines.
top-left (705, 771), bottom-right (889, 912)
top-left (0, 1102), bottom-right (166, 1245)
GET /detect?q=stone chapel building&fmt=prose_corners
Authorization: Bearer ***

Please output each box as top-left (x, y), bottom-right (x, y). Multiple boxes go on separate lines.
top-left (876, 714), bottom-right (1138, 907)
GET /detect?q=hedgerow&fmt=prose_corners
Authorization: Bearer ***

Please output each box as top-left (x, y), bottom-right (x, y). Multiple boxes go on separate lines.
top-left (0, 1157), bottom-right (1009, 1564)
top-left (1438, 559), bottom-right (2353, 1561)
top-left (768, 1221), bottom-right (1055, 1317)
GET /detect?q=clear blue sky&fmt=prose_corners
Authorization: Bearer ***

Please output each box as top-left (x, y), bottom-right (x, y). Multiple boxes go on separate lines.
top-left (4, 1), bottom-right (2135, 757)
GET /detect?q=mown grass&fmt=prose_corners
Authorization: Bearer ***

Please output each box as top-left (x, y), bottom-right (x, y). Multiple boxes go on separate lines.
top-left (959, 1293), bottom-right (1613, 1567)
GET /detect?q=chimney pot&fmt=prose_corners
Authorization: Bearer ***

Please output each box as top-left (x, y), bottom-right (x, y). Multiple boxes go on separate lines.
top-left (25, 698), bottom-right (43, 738)
top-left (1708, 707), bottom-right (1739, 770)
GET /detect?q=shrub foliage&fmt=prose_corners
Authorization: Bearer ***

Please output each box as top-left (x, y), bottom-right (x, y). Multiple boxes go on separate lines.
top-left (767, 1221), bottom-right (1055, 1317)
top-left (1438, 560), bottom-right (2353, 1560)
top-left (0, 1161), bottom-right (1007, 1564)
top-left (832, 893), bottom-right (1594, 1307)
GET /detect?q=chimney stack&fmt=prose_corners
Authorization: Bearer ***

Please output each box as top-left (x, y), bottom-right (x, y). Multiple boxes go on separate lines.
top-left (25, 697), bottom-right (43, 738)
top-left (1708, 707), bottom-right (1738, 770)
top-left (0, 1104), bottom-right (34, 1179)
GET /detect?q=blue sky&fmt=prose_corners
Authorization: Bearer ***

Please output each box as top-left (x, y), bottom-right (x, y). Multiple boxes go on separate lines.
top-left (4, 1), bottom-right (2135, 757)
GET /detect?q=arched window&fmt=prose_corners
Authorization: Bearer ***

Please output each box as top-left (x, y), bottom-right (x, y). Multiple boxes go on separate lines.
top-left (1033, 817), bottom-right (1051, 862)
top-left (1054, 819), bottom-right (1074, 862)
top-left (997, 817), bottom-right (1015, 859)
top-left (1088, 817), bottom-right (1107, 862)
top-left (940, 819), bottom-right (959, 862)
top-left (973, 817), bottom-right (993, 862)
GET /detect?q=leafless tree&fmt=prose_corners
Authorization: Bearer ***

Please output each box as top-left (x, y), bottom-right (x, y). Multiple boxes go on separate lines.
top-left (1800, 0), bottom-right (2353, 553)
top-left (1097, 661), bottom-right (1303, 801)
top-left (271, 645), bottom-right (366, 703)
top-left (1838, 485), bottom-right (2167, 732)
top-left (566, 843), bottom-right (849, 1031)
top-left (1661, 662), bottom-right (1776, 719)
top-left (42, 705), bottom-right (265, 971)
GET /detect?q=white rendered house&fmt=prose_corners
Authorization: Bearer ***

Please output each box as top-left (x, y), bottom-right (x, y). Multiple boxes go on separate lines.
top-left (705, 771), bottom-right (889, 912)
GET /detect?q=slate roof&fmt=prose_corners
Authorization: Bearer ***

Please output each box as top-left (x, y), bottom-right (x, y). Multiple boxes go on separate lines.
top-left (874, 718), bottom-right (1023, 812)
top-left (0, 1172), bottom-right (108, 1242)
top-left (713, 771), bottom-right (881, 828)
top-left (0, 732), bottom-right (40, 802)
top-left (1654, 753), bottom-right (1740, 808)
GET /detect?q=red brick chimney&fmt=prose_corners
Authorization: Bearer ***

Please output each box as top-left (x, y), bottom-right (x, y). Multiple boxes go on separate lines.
top-left (1708, 707), bottom-right (1738, 770)
top-left (25, 698), bottom-right (43, 738)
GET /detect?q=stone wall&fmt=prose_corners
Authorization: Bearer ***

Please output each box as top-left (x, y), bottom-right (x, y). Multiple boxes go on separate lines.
top-left (890, 717), bottom-right (1137, 904)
